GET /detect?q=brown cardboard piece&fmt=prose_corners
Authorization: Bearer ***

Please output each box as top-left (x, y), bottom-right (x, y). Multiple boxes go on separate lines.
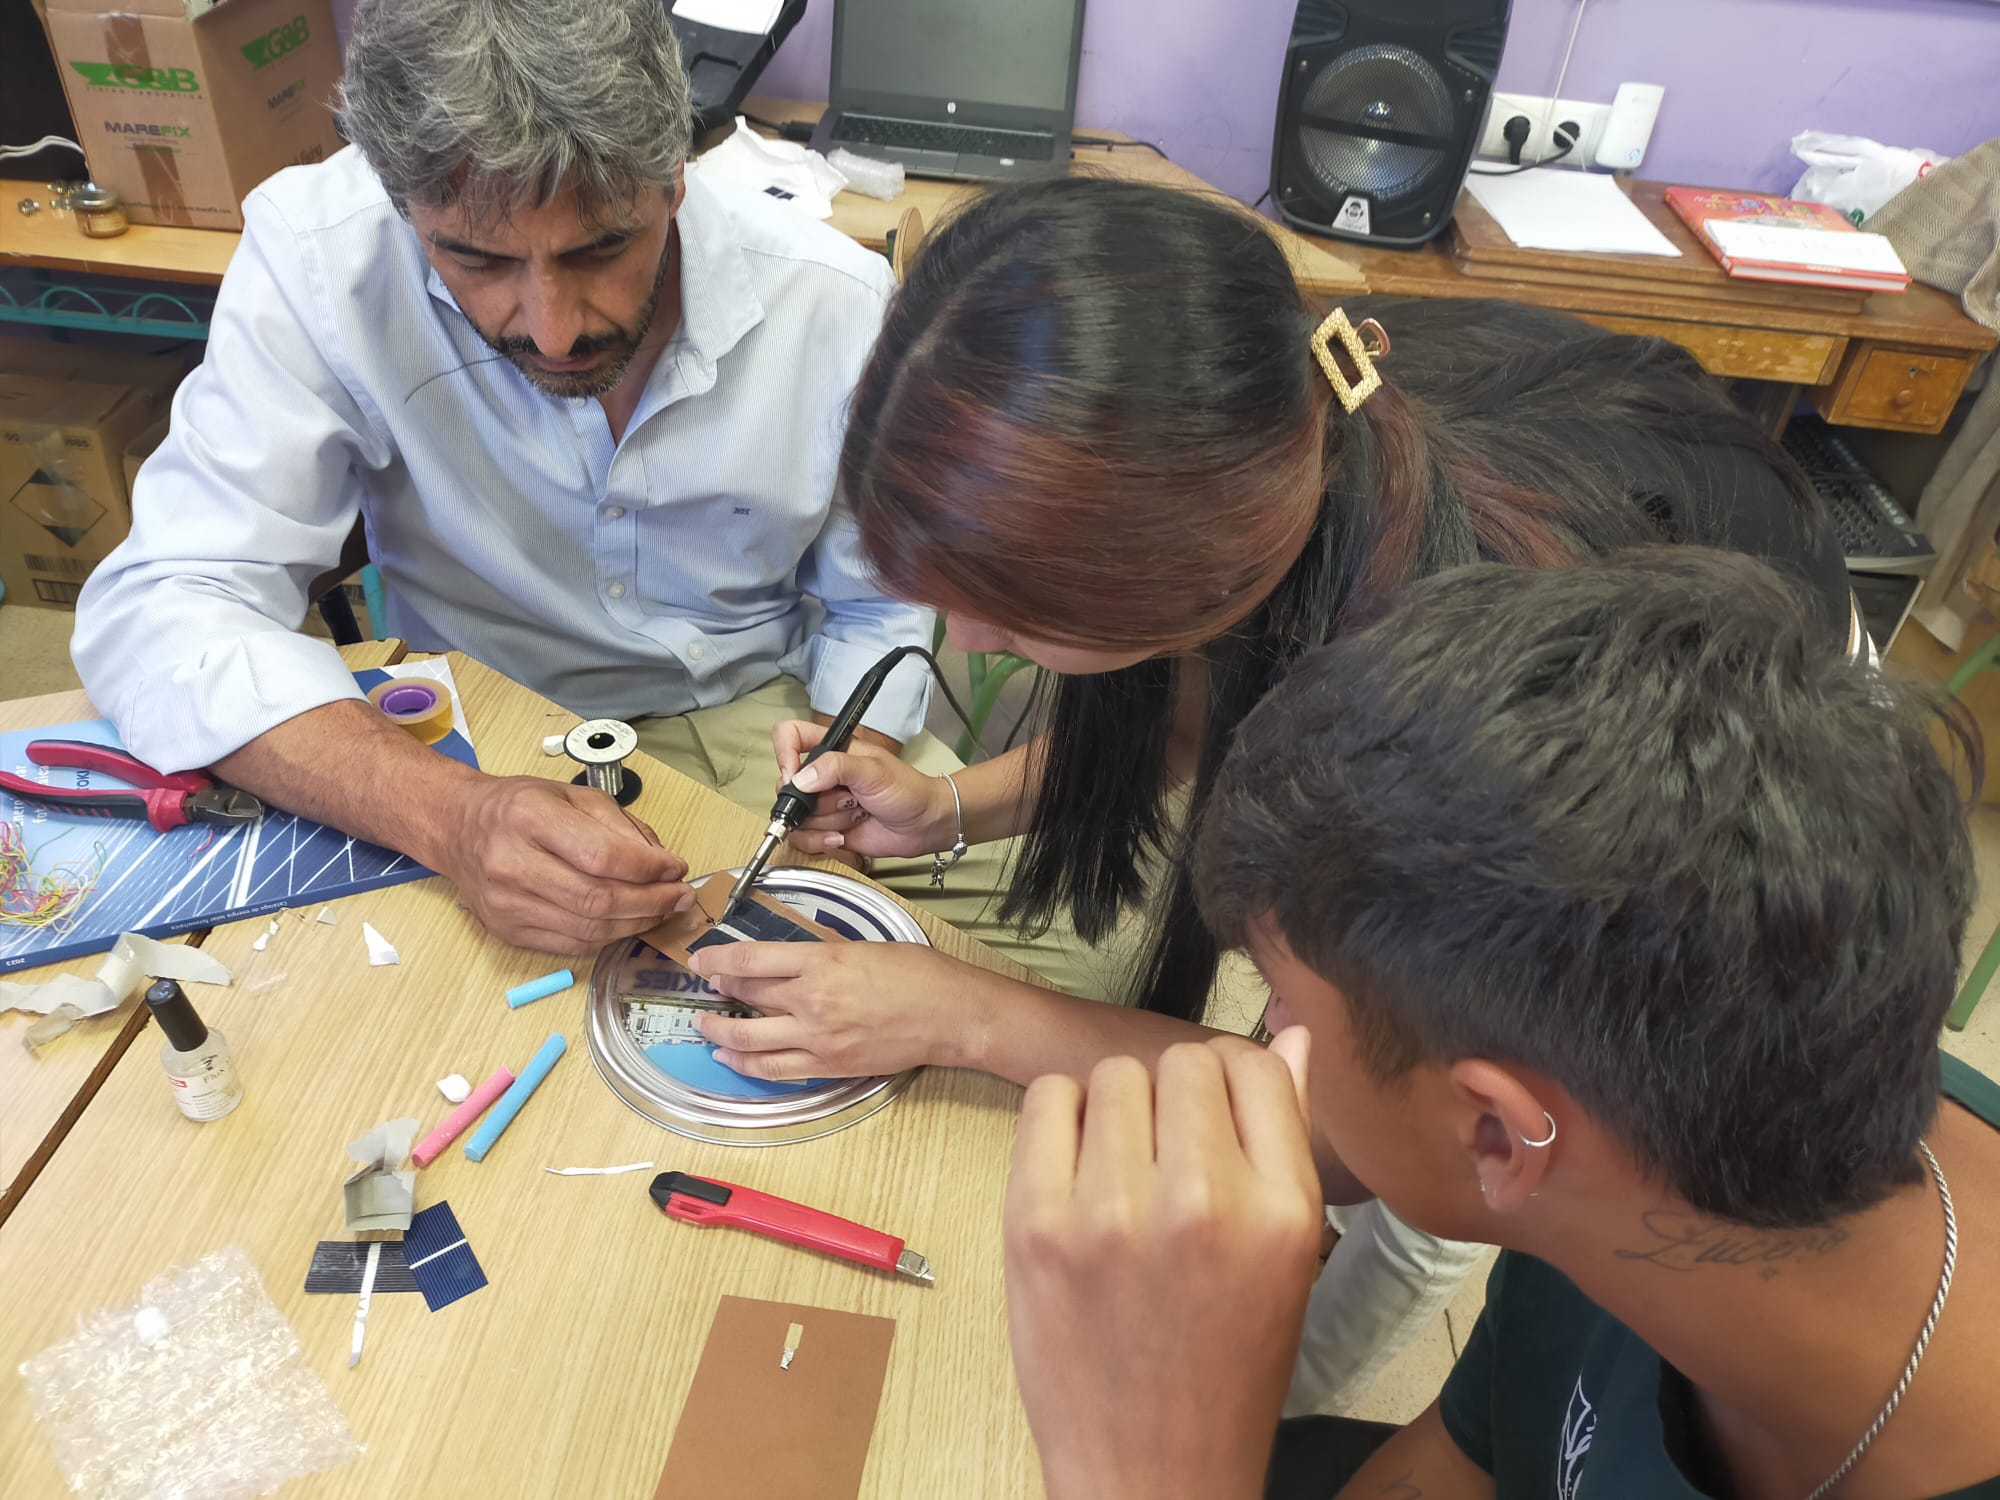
top-left (638, 877), bottom-right (849, 968)
top-left (0, 374), bottom-right (161, 610)
top-left (122, 412), bottom-right (171, 498)
top-left (655, 1296), bottom-right (895, 1500)
top-left (37, 0), bottom-right (344, 230)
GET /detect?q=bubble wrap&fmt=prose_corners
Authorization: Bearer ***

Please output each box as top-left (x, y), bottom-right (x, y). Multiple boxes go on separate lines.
top-left (19, 1245), bottom-right (362, 1500)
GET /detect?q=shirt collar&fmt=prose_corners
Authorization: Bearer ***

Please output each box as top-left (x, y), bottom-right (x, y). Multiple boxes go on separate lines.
top-left (418, 171), bottom-right (764, 399)
top-left (667, 170), bottom-right (763, 384)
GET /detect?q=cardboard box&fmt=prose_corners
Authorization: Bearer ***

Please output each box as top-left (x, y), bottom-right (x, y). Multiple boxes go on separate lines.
top-left (0, 340), bottom-right (193, 407)
top-left (0, 375), bottom-right (160, 610)
top-left (39, 0), bottom-right (343, 230)
top-left (122, 411), bottom-right (171, 498)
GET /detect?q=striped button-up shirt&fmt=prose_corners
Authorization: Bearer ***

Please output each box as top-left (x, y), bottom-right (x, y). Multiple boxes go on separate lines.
top-left (73, 148), bottom-right (932, 772)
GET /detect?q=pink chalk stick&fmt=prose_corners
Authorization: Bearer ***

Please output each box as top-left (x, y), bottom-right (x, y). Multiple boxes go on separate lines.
top-left (412, 1066), bottom-right (516, 1167)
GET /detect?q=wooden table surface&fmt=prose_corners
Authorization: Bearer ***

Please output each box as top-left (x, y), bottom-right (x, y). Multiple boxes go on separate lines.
top-left (0, 641), bottom-right (404, 1221)
top-left (0, 653), bottom-right (1039, 1499)
top-left (743, 97), bottom-right (1366, 297)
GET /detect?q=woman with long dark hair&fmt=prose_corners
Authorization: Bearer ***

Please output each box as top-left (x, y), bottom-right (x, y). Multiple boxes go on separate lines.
top-left (686, 175), bottom-right (1852, 1087)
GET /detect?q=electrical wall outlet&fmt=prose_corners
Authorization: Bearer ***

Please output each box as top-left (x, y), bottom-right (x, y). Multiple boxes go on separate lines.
top-left (1476, 92), bottom-right (1612, 168)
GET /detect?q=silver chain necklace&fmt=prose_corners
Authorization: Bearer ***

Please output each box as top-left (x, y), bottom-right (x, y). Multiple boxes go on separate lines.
top-left (1803, 1140), bottom-right (1957, 1500)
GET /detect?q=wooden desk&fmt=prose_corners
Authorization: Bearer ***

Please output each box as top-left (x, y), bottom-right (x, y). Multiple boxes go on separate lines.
top-left (0, 642), bottom-right (405, 1223)
top-left (1332, 180), bottom-right (1996, 435)
top-left (741, 98), bottom-right (1366, 297)
top-left (0, 654), bottom-right (1039, 1499)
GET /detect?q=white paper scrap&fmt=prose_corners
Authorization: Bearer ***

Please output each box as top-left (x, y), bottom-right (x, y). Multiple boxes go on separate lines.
top-left (316, 906), bottom-right (339, 927)
top-left (1706, 219), bottom-right (1907, 275)
top-left (541, 734), bottom-right (567, 756)
top-left (362, 922), bottom-right (400, 967)
top-left (1465, 169), bottom-right (1682, 256)
top-left (671, 0), bottom-right (782, 34)
top-left (437, 1074), bottom-right (472, 1104)
top-left (542, 1162), bottom-right (656, 1177)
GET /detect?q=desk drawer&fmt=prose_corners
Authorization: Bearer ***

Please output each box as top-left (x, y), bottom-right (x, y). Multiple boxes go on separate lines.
top-left (1812, 346), bottom-right (1977, 432)
top-left (1576, 315), bottom-right (1842, 385)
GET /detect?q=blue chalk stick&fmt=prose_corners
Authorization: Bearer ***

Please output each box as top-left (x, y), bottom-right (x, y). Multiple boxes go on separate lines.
top-left (464, 1033), bottom-right (567, 1162)
top-left (505, 968), bottom-right (574, 1008)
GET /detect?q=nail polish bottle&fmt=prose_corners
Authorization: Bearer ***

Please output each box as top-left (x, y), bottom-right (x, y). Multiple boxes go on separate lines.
top-left (147, 979), bottom-right (243, 1122)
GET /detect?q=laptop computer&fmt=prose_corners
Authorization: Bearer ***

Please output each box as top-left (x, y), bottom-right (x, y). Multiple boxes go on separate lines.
top-left (810, 0), bottom-right (1088, 182)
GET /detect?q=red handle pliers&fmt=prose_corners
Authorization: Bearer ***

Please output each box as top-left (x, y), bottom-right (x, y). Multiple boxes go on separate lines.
top-left (0, 740), bottom-right (265, 833)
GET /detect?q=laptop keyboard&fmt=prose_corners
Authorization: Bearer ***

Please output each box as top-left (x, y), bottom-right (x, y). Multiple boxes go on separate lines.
top-left (832, 113), bottom-right (1057, 162)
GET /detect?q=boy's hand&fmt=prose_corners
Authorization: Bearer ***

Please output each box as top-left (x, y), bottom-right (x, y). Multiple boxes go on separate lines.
top-left (1003, 1032), bottom-right (1325, 1500)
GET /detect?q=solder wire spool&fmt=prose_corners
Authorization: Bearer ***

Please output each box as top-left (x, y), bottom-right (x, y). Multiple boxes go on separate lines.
top-left (564, 719), bottom-right (642, 807)
top-left (367, 680), bottom-right (453, 744)
top-left (587, 867), bottom-right (923, 1146)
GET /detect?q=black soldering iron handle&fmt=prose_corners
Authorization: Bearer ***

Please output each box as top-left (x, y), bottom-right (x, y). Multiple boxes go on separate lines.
top-left (769, 645), bottom-right (920, 827)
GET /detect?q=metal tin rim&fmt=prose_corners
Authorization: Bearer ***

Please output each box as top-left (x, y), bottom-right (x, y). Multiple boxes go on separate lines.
top-left (586, 867), bottom-right (924, 1147)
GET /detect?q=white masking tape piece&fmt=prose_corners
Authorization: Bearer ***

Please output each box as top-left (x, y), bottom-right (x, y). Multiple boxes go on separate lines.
top-left (1, 931), bottom-right (231, 1017)
top-left (541, 1162), bottom-right (656, 1177)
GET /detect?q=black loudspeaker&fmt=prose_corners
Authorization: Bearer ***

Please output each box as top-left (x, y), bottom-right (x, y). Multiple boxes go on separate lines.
top-left (1271, 0), bottom-right (1512, 248)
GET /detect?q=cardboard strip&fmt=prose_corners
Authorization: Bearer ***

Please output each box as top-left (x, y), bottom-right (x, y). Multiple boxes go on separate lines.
top-left (639, 879), bottom-right (847, 967)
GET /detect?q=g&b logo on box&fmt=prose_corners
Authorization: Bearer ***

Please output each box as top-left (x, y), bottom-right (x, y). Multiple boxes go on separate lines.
top-left (241, 15), bottom-right (310, 70)
top-left (69, 61), bottom-right (200, 93)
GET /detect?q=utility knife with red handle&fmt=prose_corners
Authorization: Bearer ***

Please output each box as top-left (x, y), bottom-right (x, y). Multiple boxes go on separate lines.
top-left (0, 739), bottom-right (264, 833)
top-left (649, 1170), bottom-right (935, 1283)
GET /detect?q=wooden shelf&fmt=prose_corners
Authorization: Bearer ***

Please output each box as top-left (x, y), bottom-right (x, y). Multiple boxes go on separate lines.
top-left (1, 183), bottom-right (237, 285)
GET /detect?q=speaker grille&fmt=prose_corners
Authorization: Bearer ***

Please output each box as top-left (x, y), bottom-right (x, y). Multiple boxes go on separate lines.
top-left (1445, 20), bottom-right (1508, 75)
top-left (1296, 42), bottom-right (1451, 203)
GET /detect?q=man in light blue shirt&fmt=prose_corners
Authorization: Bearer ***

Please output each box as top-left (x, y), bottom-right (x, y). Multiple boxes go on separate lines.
top-left (71, 0), bottom-right (931, 954)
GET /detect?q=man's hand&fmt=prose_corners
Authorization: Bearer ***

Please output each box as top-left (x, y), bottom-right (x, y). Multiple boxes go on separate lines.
top-left (1004, 1033), bottom-right (1326, 1500)
top-left (435, 775), bottom-right (692, 954)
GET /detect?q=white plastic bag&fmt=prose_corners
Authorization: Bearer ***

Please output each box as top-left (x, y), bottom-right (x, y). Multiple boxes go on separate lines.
top-left (1790, 131), bottom-right (1952, 225)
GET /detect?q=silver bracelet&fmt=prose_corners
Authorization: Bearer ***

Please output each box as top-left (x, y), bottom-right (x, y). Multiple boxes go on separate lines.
top-left (929, 772), bottom-right (968, 889)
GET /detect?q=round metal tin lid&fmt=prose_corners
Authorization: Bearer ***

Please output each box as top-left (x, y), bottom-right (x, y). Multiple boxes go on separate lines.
top-left (587, 867), bottom-right (925, 1146)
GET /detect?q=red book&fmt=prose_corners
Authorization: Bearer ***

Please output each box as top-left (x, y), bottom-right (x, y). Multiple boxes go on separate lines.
top-left (1665, 188), bottom-right (1910, 293)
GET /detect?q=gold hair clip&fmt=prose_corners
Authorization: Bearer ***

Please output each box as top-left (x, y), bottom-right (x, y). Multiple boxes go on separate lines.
top-left (1310, 309), bottom-right (1390, 414)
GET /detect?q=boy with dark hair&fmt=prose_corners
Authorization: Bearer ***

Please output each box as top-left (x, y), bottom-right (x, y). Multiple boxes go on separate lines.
top-left (1002, 550), bottom-right (2000, 1500)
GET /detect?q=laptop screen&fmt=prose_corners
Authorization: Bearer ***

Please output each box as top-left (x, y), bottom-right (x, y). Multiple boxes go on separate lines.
top-left (835, 0), bottom-right (1084, 115)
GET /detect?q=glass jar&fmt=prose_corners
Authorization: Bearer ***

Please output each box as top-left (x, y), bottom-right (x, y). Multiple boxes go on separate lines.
top-left (70, 182), bottom-right (129, 239)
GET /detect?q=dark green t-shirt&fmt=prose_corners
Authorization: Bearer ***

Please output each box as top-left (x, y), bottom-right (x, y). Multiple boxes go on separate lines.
top-left (1438, 1054), bottom-right (2000, 1499)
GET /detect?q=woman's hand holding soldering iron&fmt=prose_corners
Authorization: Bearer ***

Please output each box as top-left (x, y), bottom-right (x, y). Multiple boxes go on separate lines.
top-left (771, 719), bottom-right (960, 859)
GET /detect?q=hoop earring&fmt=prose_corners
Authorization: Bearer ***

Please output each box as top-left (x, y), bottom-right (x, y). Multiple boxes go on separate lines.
top-left (1521, 1112), bottom-right (1557, 1149)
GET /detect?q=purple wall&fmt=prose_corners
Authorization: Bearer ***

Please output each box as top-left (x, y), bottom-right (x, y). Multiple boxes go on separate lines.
top-left (330, 0), bottom-right (2000, 206)
top-left (1497, 0), bottom-right (2000, 193)
top-left (753, 0), bottom-right (2000, 203)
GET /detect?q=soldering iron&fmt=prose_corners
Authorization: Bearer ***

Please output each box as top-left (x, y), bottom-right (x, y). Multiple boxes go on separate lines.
top-left (718, 644), bottom-right (936, 924)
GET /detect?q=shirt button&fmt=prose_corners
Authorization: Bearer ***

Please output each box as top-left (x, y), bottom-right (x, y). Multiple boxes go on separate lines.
top-left (687, 643), bottom-right (706, 661)
top-left (607, 582), bottom-right (627, 599)
top-left (604, 506), bottom-right (625, 520)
